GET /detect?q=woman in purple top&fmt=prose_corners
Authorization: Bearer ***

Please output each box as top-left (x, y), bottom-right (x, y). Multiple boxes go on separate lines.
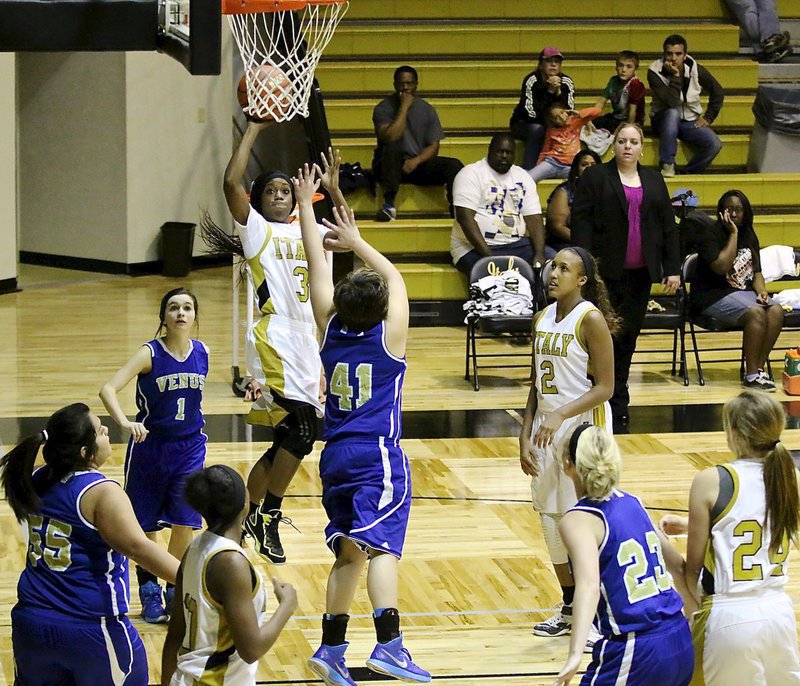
top-left (571, 123), bottom-right (681, 429)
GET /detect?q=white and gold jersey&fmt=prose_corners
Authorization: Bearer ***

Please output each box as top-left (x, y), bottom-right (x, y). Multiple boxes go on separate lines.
top-left (171, 532), bottom-right (267, 686)
top-left (533, 300), bottom-right (598, 415)
top-left (705, 459), bottom-right (790, 597)
top-left (236, 207), bottom-right (329, 322)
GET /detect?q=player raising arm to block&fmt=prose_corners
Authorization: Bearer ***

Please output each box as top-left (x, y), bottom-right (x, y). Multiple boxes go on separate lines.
top-left (660, 391), bottom-right (800, 685)
top-left (294, 163), bottom-right (430, 685)
top-left (161, 465), bottom-right (297, 686)
top-left (202, 120), bottom-right (344, 565)
top-left (553, 424), bottom-right (693, 686)
top-left (100, 288), bottom-right (208, 623)
top-left (2, 403), bottom-right (178, 686)
top-left (519, 247), bottom-right (617, 646)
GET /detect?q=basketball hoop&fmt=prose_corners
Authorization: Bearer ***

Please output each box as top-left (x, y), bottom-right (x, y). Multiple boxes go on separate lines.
top-left (223, 0), bottom-right (348, 122)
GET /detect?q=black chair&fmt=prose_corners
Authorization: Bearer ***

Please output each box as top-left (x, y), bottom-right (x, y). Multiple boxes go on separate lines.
top-left (635, 281), bottom-right (691, 386)
top-left (683, 252), bottom-right (774, 386)
top-left (464, 256), bottom-right (537, 391)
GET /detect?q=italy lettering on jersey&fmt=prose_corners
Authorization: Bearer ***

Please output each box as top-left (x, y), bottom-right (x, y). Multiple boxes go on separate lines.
top-left (173, 532), bottom-right (266, 686)
top-left (320, 315), bottom-right (406, 444)
top-left (571, 490), bottom-right (684, 636)
top-left (17, 469), bottom-right (129, 619)
top-left (703, 460), bottom-right (790, 596)
top-left (236, 207), bottom-right (329, 323)
top-left (534, 300), bottom-right (597, 414)
top-left (135, 338), bottom-right (208, 438)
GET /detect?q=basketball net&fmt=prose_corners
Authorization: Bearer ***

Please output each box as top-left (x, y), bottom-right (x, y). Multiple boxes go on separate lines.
top-left (225, 0), bottom-right (349, 122)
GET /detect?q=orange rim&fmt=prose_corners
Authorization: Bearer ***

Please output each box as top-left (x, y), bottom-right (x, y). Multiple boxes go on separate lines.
top-left (222, 0), bottom-right (346, 15)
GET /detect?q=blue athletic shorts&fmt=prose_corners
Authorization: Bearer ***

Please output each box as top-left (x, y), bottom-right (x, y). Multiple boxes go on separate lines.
top-left (12, 606), bottom-right (148, 686)
top-left (320, 438), bottom-right (411, 558)
top-left (582, 614), bottom-right (693, 686)
top-left (124, 432), bottom-right (206, 531)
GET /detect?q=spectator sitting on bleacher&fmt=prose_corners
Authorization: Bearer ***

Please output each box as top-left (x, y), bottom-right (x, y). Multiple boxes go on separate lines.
top-left (372, 65), bottom-right (463, 222)
top-left (450, 133), bottom-right (546, 277)
top-left (509, 47), bottom-right (575, 171)
top-left (724, 0), bottom-right (792, 63)
top-left (592, 51), bottom-right (646, 132)
top-left (690, 189), bottom-right (784, 392)
top-left (528, 104), bottom-right (601, 183)
top-left (648, 34), bottom-right (724, 178)
top-left (545, 149), bottom-right (602, 254)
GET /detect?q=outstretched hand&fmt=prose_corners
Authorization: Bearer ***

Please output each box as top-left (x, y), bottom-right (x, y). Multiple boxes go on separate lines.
top-left (315, 147), bottom-right (342, 194)
top-left (322, 204), bottom-right (362, 252)
top-left (293, 163), bottom-right (321, 204)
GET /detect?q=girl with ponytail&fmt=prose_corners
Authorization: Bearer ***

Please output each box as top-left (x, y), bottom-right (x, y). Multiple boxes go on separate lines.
top-left (162, 465), bottom-right (297, 685)
top-left (519, 246), bottom-right (617, 645)
top-left (201, 119), bottom-right (348, 568)
top-left (661, 390), bottom-right (800, 684)
top-left (1, 403), bottom-right (178, 686)
top-left (553, 424), bottom-right (693, 686)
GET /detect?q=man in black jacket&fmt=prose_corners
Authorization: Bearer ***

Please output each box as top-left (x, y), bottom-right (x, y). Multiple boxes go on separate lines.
top-left (509, 47), bottom-right (575, 171)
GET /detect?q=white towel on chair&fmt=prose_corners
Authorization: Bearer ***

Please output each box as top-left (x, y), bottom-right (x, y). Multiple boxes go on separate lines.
top-left (760, 245), bottom-right (797, 282)
top-left (773, 289), bottom-right (800, 310)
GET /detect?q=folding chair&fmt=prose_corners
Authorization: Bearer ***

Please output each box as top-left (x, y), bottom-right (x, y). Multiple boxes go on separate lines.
top-left (635, 282), bottom-right (691, 386)
top-left (464, 256), bottom-right (537, 391)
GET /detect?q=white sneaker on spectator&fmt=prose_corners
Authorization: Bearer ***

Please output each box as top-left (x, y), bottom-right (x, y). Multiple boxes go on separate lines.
top-left (661, 163), bottom-right (675, 178)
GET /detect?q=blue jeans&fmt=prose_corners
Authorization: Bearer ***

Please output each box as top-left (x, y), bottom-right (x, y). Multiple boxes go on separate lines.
top-left (510, 121), bottom-right (546, 170)
top-left (529, 156), bottom-right (571, 183)
top-left (724, 0), bottom-right (781, 50)
top-left (651, 108), bottom-right (723, 173)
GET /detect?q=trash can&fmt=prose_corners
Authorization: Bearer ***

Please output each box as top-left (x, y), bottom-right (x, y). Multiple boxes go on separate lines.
top-left (748, 85), bottom-right (800, 172)
top-left (160, 222), bottom-right (196, 277)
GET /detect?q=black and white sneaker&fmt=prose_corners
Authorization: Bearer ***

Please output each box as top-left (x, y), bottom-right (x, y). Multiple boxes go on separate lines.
top-left (742, 374), bottom-right (776, 393)
top-left (533, 605), bottom-right (573, 637)
top-left (243, 508), bottom-right (297, 564)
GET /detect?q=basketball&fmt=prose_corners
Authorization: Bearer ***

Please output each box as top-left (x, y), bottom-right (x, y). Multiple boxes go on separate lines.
top-left (237, 65), bottom-right (292, 121)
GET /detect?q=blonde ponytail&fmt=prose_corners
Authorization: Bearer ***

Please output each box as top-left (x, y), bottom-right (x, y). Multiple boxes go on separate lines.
top-left (574, 426), bottom-right (622, 500)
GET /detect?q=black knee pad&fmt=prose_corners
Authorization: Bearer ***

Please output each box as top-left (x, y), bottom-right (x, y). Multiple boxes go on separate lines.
top-left (258, 424), bottom-right (289, 466)
top-left (280, 404), bottom-right (317, 459)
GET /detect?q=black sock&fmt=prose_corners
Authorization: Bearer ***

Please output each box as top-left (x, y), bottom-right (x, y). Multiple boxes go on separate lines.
top-left (136, 566), bottom-right (158, 587)
top-left (262, 491), bottom-right (283, 514)
top-left (373, 607), bottom-right (400, 644)
top-left (322, 614), bottom-right (349, 646)
top-left (561, 585), bottom-right (575, 607)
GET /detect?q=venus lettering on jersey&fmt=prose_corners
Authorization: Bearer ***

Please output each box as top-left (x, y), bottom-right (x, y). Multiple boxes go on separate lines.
top-left (155, 373), bottom-right (206, 392)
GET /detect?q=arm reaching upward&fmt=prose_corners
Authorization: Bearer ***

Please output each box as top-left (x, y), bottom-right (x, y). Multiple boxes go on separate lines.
top-left (223, 119), bottom-right (273, 224)
top-left (294, 164), bottom-right (335, 331)
top-left (323, 205), bottom-right (409, 357)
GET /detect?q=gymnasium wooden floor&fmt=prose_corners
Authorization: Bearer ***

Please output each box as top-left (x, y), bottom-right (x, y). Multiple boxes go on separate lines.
top-left (1, 265), bottom-right (798, 686)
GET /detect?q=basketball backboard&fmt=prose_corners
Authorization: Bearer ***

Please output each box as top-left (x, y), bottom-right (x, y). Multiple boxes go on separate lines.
top-left (0, 0), bottom-right (220, 75)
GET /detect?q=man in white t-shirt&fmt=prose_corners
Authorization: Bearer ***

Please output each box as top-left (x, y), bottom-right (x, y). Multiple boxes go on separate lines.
top-left (451, 133), bottom-right (547, 277)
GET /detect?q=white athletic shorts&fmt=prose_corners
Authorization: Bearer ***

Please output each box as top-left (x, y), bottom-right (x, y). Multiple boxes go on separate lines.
top-left (691, 590), bottom-right (800, 685)
top-left (246, 314), bottom-right (323, 425)
top-left (529, 403), bottom-right (612, 514)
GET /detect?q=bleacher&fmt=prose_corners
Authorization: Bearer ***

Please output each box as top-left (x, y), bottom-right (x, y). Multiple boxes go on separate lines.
top-left (319, 0), bottom-right (800, 316)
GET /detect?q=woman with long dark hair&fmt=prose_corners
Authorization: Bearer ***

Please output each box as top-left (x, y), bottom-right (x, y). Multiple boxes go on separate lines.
top-left (519, 246), bottom-right (618, 648)
top-left (3, 403), bottom-right (178, 685)
top-left (201, 120), bottom-right (346, 566)
top-left (100, 287), bottom-right (208, 622)
top-left (689, 189), bottom-right (784, 391)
